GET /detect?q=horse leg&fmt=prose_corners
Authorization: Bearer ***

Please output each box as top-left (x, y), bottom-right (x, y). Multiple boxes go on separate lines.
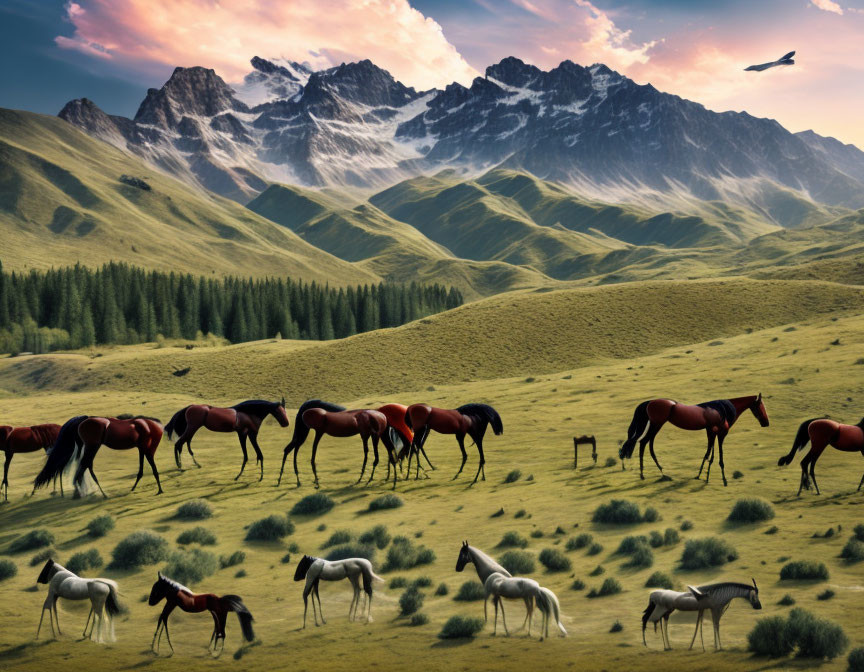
top-left (688, 611), bottom-right (702, 650)
top-left (186, 440), bottom-right (201, 468)
top-left (234, 432), bottom-right (249, 480)
top-left (87, 464), bottom-right (107, 499)
top-left (83, 606), bottom-right (93, 639)
top-left (807, 443), bottom-right (827, 495)
top-left (2, 451), bottom-right (11, 501)
top-left (310, 432), bottom-right (323, 488)
top-left (420, 428), bottom-right (435, 470)
top-left (697, 431), bottom-right (714, 479)
top-left (706, 432), bottom-right (719, 483)
top-left (357, 436), bottom-right (370, 484)
top-left (798, 450), bottom-right (814, 496)
top-left (499, 597), bottom-right (510, 636)
top-left (452, 433), bottom-right (468, 480)
top-left (162, 618), bottom-right (175, 655)
top-left (302, 590), bottom-right (310, 629)
top-left (131, 450), bottom-right (145, 491)
top-left (145, 452), bottom-right (163, 495)
top-left (367, 436), bottom-right (380, 485)
top-left (469, 431), bottom-right (487, 484)
top-left (248, 432), bottom-right (265, 482)
top-left (858, 467), bottom-right (864, 492)
top-left (52, 596), bottom-right (62, 635)
top-left (348, 575), bottom-right (360, 621)
top-left (151, 617), bottom-right (163, 653)
top-left (492, 596), bottom-right (498, 635)
top-left (315, 581), bottom-right (326, 625)
top-left (717, 432), bottom-right (729, 487)
top-left (277, 442), bottom-right (295, 486)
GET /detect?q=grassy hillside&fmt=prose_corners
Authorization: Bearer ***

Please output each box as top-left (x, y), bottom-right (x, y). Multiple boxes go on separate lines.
top-left (0, 109), bottom-right (374, 284)
top-left (0, 283), bottom-right (863, 672)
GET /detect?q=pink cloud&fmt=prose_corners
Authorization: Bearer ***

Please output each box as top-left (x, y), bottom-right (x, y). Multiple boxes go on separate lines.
top-left (810, 0), bottom-right (844, 14)
top-left (55, 0), bottom-right (479, 90)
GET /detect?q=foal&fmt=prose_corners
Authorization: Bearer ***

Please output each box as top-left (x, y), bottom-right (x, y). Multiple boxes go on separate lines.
top-left (294, 555), bottom-right (384, 627)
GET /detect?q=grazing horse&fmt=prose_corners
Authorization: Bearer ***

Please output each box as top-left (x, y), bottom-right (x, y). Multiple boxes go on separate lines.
top-left (1, 423), bottom-right (62, 500)
top-left (642, 579), bottom-right (761, 651)
top-left (778, 416), bottom-right (864, 495)
top-left (298, 408), bottom-right (398, 489)
top-left (36, 559), bottom-right (122, 643)
top-left (483, 573), bottom-right (566, 640)
top-left (294, 555), bottom-right (384, 627)
top-left (33, 415), bottom-right (164, 498)
top-left (456, 541), bottom-right (528, 630)
top-left (277, 400), bottom-right (415, 487)
top-left (166, 399), bottom-right (289, 481)
top-left (619, 394), bottom-right (769, 485)
top-left (148, 572), bottom-right (255, 656)
top-left (403, 404), bottom-right (504, 483)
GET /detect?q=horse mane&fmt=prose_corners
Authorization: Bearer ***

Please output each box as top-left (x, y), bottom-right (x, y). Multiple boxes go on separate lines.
top-left (457, 404), bottom-right (504, 435)
top-left (469, 545), bottom-right (510, 577)
top-left (696, 581), bottom-right (754, 595)
top-left (232, 400), bottom-right (279, 417)
top-left (697, 399), bottom-right (737, 424)
top-left (116, 414), bottom-right (163, 423)
top-left (159, 574), bottom-right (192, 594)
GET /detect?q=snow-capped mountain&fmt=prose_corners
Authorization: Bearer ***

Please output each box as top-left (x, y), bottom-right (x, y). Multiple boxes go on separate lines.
top-left (58, 56), bottom-right (864, 213)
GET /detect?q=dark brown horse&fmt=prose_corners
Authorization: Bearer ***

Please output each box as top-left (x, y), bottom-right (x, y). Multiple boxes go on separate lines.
top-left (166, 399), bottom-right (289, 481)
top-left (277, 400), bottom-right (414, 487)
top-left (619, 394), bottom-right (769, 485)
top-left (1, 424), bottom-right (62, 500)
top-left (299, 408), bottom-right (397, 489)
top-left (778, 416), bottom-right (864, 495)
top-left (148, 572), bottom-right (254, 656)
top-left (33, 415), bottom-right (164, 498)
top-left (402, 403), bottom-right (504, 484)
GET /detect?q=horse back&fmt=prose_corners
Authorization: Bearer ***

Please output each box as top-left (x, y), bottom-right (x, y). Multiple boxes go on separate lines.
top-left (378, 404), bottom-right (413, 443)
top-left (666, 402), bottom-right (714, 431)
top-left (428, 407), bottom-right (463, 433)
top-left (406, 404), bottom-right (433, 429)
top-left (5, 425), bottom-right (56, 453)
top-left (202, 406), bottom-right (238, 432)
top-left (833, 421), bottom-right (864, 451)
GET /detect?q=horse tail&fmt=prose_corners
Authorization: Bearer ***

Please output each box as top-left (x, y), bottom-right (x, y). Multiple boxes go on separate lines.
top-left (778, 418), bottom-right (820, 466)
top-left (620, 400), bottom-right (650, 460)
top-left (165, 406), bottom-right (189, 440)
top-left (642, 600), bottom-right (653, 645)
top-left (538, 587), bottom-right (566, 636)
top-left (34, 416), bottom-right (87, 489)
top-left (98, 580), bottom-right (122, 616)
top-left (221, 595), bottom-right (255, 642)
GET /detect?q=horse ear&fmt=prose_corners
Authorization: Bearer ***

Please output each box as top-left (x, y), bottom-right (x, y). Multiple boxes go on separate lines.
top-left (752, 577), bottom-right (758, 591)
top-left (158, 571), bottom-right (163, 579)
top-left (757, 392), bottom-right (762, 401)
top-left (281, 396), bottom-right (286, 408)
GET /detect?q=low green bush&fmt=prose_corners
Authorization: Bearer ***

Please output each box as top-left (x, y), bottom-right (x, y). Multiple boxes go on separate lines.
top-left (325, 544), bottom-right (375, 562)
top-left (176, 527), bottom-right (217, 546)
top-left (410, 613), bottom-right (429, 626)
top-left (435, 582), bottom-right (449, 596)
top-left (645, 571), bottom-right (673, 590)
top-left (589, 565), bottom-right (605, 576)
top-left (854, 524), bottom-right (864, 542)
top-left (245, 515), bottom-right (294, 542)
top-left (841, 538), bottom-right (864, 563)
top-left (530, 529), bottom-right (544, 539)
top-left (66, 549), bottom-right (103, 574)
top-left (779, 560), bottom-right (829, 581)
top-left (503, 469), bottom-right (522, 483)
top-left (9, 530), bottom-right (54, 554)
top-left (439, 615), bottom-right (484, 639)
top-left (320, 530), bottom-right (352, 549)
top-left (727, 498), bottom-right (775, 524)
top-left (570, 579), bottom-right (585, 591)
top-left (399, 587), bottom-right (424, 615)
top-left (538, 548), bottom-right (571, 572)
top-left (566, 533), bottom-right (593, 551)
top-left (610, 620), bottom-right (623, 633)
top-left (367, 494), bottom-right (403, 512)
top-left (29, 549), bottom-right (53, 567)
top-left (291, 493), bottom-right (335, 515)
top-left (497, 532), bottom-right (528, 549)
top-left (498, 550), bottom-right (535, 575)
top-left (679, 537), bottom-right (738, 570)
top-left (848, 647), bottom-right (864, 671)
top-left (162, 548), bottom-right (218, 585)
top-left (663, 528), bottom-right (680, 545)
top-left (86, 515), bottom-right (115, 538)
top-left (412, 576), bottom-right (432, 589)
top-left (0, 559), bottom-right (17, 581)
top-left (778, 594), bottom-right (796, 606)
top-left (817, 589), bottom-right (835, 601)
top-left (174, 500), bottom-right (212, 520)
top-left (748, 616), bottom-right (794, 657)
top-left (592, 500), bottom-right (642, 524)
top-left (109, 531), bottom-right (169, 569)
top-left (587, 577), bottom-right (622, 598)
top-left (359, 525), bottom-right (391, 549)
top-left (219, 551), bottom-right (246, 569)
top-left (389, 577), bottom-right (407, 589)
top-left (587, 542), bottom-right (603, 556)
top-left (453, 581), bottom-right (486, 602)
top-left (648, 531), bottom-right (664, 548)
top-left (787, 608), bottom-right (848, 660)
top-left (382, 537), bottom-right (434, 571)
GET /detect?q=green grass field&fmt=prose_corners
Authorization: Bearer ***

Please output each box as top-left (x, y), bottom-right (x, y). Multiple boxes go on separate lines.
top-left (1, 278), bottom-right (863, 671)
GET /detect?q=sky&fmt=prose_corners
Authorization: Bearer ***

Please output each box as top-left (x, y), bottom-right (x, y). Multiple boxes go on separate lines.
top-left (1, 0), bottom-right (863, 148)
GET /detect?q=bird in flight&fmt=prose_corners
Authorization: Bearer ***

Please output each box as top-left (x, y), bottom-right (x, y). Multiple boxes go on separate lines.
top-left (745, 51), bottom-right (795, 72)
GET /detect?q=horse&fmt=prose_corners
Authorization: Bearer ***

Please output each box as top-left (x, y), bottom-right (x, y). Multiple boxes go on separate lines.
top-left (148, 572), bottom-right (255, 656)
top-left (277, 400), bottom-right (416, 487)
top-left (642, 579), bottom-right (761, 651)
top-left (483, 572), bottom-right (567, 640)
top-left (1, 423), bottom-right (62, 500)
top-left (166, 399), bottom-right (289, 481)
top-left (619, 394), bottom-right (769, 485)
top-left (297, 408), bottom-right (398, 489)
top-left (778, 416), bottom-right (864, 495)
top-left (293, 554), bottom-right (384, 627)
top-left (402, 403), bottom-right (503, 483)
top-left (35, 559), bottom-right (122, 643)
top-left (33, 415), bottom-right (164, 498)
top-left (456, 541), bottom-right (530, 631)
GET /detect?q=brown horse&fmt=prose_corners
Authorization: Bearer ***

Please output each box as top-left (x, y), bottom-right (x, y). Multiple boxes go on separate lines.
top-left (619, 395), bottom-right (769, 485)
top-left (1, 424), bottom-right (62, 500)
top-left (166, 399), bottom-right (289, 481)
top-left (402, 403), bottom-right (504, 484)
top-left (778, 417), bottom-right (864, 495)
top-left (299, 408), bottom-right (397, 489)
top-left (33, 415), bottom-right (164, 498)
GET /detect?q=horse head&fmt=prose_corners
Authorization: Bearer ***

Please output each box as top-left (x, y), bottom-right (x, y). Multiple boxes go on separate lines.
top-left (148, 572), bottom-right (168, 605)
top-left (456, 541), bottom-right (472, 572)
top-left (749, 577), bottom-right (762, 609)
top-left (294, 555), bottom-right (314, 581)
top-left (751, 393), bottom-right (769, 427)
top-left (36, 558), bottom-right (55, 584)
top-left (273, 401), bottom-right (291, 428)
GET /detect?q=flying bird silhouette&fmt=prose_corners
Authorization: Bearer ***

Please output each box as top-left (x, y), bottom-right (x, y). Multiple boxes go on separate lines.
top-left (745, 51), bottom-right (795, 72)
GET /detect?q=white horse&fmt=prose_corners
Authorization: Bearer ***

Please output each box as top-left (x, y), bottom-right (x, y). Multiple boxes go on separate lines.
top-left (36, 559), bottom-right (121, 643)
top-left (293, 555), bottom-right (383, 627)
top-left (484, 573), bottom-right (567, 640)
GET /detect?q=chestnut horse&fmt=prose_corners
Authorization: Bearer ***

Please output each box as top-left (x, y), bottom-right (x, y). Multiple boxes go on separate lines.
top-left (33, 415), bottom-right (164, 498)
top-left (402, 403), bottom-right (504, 484)
top-left (277, 400), bottom-right (414, 487)
top-left (619, 394), bottom-right (769, 485)
top-left (165, 399), bottom-right (289, 481)
top-left (778, 416), bottom-right (864, 495)
top-left (299, 408), bottom-right (398, 489)
top-left (1, 424), bottom-right (62, 500)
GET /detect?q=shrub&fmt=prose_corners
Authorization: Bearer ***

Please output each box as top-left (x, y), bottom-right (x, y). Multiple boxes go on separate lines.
top-left (643, 507), bottom-right (660, 523)
top-left (410, 613), bottom-right (429, 626)
top-left (587, 542), bottom-right (603, 556)
top-left (389, 577), bottom-right (407, 589)
top-left (589, 565), bottom-right (605, 576)
top-left (235, 569), bottom-right (246, 578)
top-left (854, 524), bottom-right (864, 542)
top-left (453, 581), bottom-right (486, 602)
top-left (0, 559), bottom-right (17, 581)
top-left (648, 531), bottom-right (664, 548)
top-left (439, 615), bottom-right (484, 639)
top-left (515, 509), bottom-right (526, 519)
top-left (539, 548), bottom-right (571, 572)
top-left (604, 457), bottom-right (617, 467)
top-left (176, 527), bottom-right (217, 546)
top-left (325, 544), bottom-right (375, 562)
top-left (280, 553), bottom-right (292, 564)
top-left (680, 520), bottom-right (693, 531)
top-left (530, 529), bottom-right (544, 539)
top-left (841, 538), bottom-right (864, 563)
top-left (29, 549), bottom-right (54, 567)
top-left (498, 550), bottom-right (535, 575)
top-left (645, 571), bottom-right (673, 590)
top-left (679, 538), bottom-right (738, 570)
top-left (818, 589), bottom-right (835, 601)
top-left (778, 594), bottom-right (796, 606)
top-left (359, 525), bottom-right (391, 549)
top-left (367, 494), bottom-right (403, 512)
top-left (383, 537), bottom-right (434, 571)
top-left (9, 530), bottom-right (54, 554)
top-left (162, 548), bottom-right (218, 585)
top-left (848, 647), bottom-right (864, 672)
top-left (66, 549), bottom-right (103, 574)
top-left (748, 616), bottom-right (794, 657)
top-left (321, 530), bottom-right (352, 549)
top-left (588, 578), bottom-right (622, 598)
top-left (787, 608), bottom-right (848, 660)
top-left (616, 536), bottom-right (648, 555)
top-left (174, 500), bottom-right (212, 520)
top-left (592, 500), bottom-right (642, 524)
top-left (503, 469), bottom-right (522, 483)
top-left (765, 526), bottom-right (779, 535)
top-left (732, 470), bottom-right (744, 479)
top-left (220, 551), bottom-right (246, 569)
top-left (435, 582), bottom-right (449, 596)
top-left (554, 526), bottom-right (565, 535)
top-left (566, 533), bottom-right (593, 551)
top-left (727, 498), bottom-right (775, 524)
top-left (86, 515), bottom-right (115, 538)
top-left (628, 545), bottom-right (654, 569)
top-left (497, 532), bottom-right (528, 549)
top-left (412, 576), bottom-right (432, 589)
top-left (109, 531), bottom-right (169, 569)
top-left (571, 579), bottom-right (585, 591)
top-left (399, 587), bottom-right (424, 615)
top-left (663, 528), bottom-right (680, 546)
top-left (610, 620), bottom-right (623, 633)
top-left (779, 560), bottom-right (829, 581)
top-left (291, 493), bottom-right (335, 516)
top-left (245, 515), bottom-right (294, 542)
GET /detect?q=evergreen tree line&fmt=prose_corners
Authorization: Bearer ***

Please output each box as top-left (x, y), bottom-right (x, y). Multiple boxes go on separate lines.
top-left (0, 261), bottom-right (463, 354)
